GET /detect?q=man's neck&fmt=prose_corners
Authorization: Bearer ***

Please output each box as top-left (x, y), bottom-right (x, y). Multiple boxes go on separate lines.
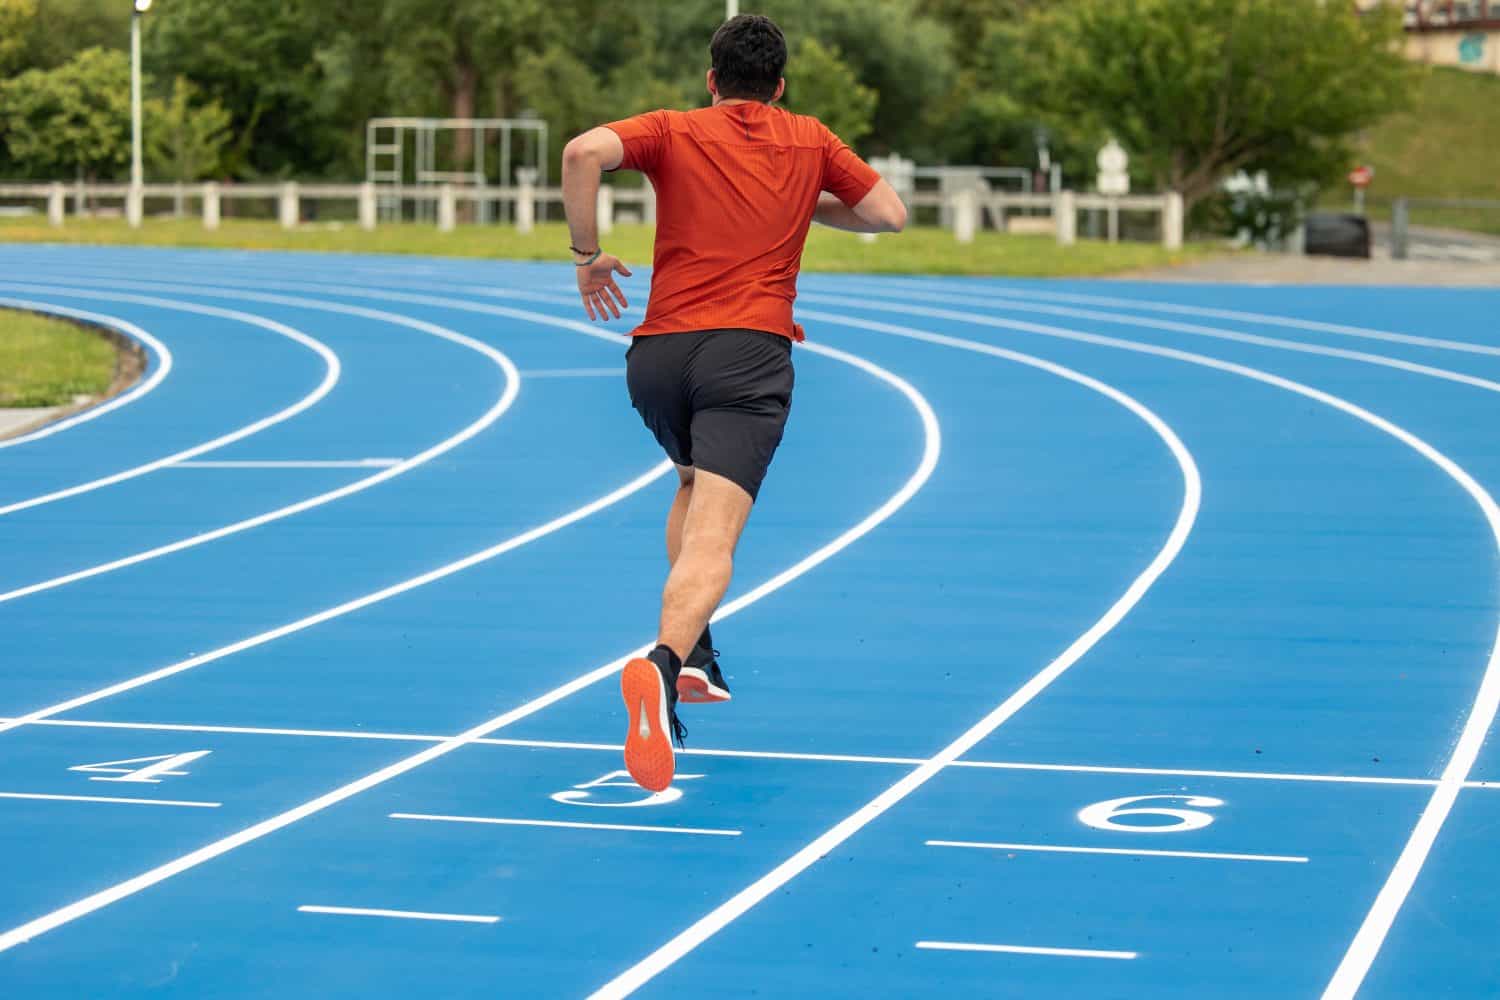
top-left (712, 96), bottom-right (763, 108)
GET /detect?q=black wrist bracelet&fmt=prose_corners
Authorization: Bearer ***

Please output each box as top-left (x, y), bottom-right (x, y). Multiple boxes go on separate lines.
top-left (573, 248), bottom-right (602, 266)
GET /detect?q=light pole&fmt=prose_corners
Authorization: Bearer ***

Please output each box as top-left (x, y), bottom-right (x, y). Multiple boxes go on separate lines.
top-left (128, 0), bottom-right (152, 227)
top-left (726, 0), bottom-right (738, 18)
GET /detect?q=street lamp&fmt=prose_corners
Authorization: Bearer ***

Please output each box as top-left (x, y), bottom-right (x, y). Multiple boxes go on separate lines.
top-left (128, 0), bottom-right (152, 227)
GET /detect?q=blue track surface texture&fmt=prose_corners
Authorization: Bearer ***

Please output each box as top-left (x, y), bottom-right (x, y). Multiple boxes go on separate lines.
top-left (0, 245), bottom-right (1496, 998)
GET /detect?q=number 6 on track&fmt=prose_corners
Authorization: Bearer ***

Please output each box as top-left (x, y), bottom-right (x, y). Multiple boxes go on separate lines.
top-left (1077, 794), bottom-right (1223, 833)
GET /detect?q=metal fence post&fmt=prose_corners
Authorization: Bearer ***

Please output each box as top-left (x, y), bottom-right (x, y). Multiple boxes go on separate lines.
top-left (1391, 197), bottom-right (1409, 261)
top-left (202, 182), bottom-right (220, 230)
top-left (1163, 191), bottom-right (1184, 250)
top-left (438, 184), bottom-right (457, 232)
top-left (279, 182), bottom-right (299, 229)
top-left (47, 183), bottom-right (65, 227)
top-left (952, 187), bottom-right (978, 244)
top-left (359, 183), bottom-right (377, 231)
top-left (597, 185), bottom-right (615, 236)
top-left (516, 169), bottom-right (536, 234)
top-left (126, 185), bottom-right (144, 228)
top-left (1054, 190), bottom-right (1077, 246)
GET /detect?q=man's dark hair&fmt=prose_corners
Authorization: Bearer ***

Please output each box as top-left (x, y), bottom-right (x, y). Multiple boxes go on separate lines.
top-left (710, 14), bottom-right (788, 102)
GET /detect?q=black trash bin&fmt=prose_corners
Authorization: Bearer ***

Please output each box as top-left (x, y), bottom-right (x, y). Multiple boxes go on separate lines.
top-left (1304, 212), bottom-right (1371, 259)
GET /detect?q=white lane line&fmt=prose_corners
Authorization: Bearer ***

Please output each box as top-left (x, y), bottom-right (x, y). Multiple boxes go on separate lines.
top-left (0, 459), bottom-right (671, 741)
top-left (0, 284), bottom-right (339, 518)
top-left (0, 282), bottom-right (519, 606)
top-left (0, 717), bottom-right (1475, 788)
top-left (0, 792), bottom-right (219, 808)
top-left (0, 325), bottom-right (938, 954)
top-left (0, 299), bottom-right (172, 450)
top-left (786, 296), bottom-right (1500, 1000)
top-left (814, 288), bottom-right (1500, 398)
top-left (927, 840), bottom-right (1308, 864)
top-left (297, 905), bottom-right (499, 924)
top-left (588, 317), bottom-right (1200, 999)
top-left (519, 368), bottom-right (626, 377)
top-left (823, 277), bottom-right (1500, 358)
top-left (390, 814), bottom-right (741, 837)
top-left (171, 459), bottom-right (404, 469)
top-left (916, 941), bottom-right (1137, 961)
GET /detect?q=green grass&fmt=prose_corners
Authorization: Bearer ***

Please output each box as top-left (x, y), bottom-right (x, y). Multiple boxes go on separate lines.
top-left (0, 308), bottom-right (118, 408)
top-left (1337, 66), bottom-right (1500, 236)
top-left (0, 217), bottom-right (1220, 278)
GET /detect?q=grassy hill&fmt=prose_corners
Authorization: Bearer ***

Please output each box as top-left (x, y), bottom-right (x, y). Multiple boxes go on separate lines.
top-left (1351, 66), bottom-right (1500, 235)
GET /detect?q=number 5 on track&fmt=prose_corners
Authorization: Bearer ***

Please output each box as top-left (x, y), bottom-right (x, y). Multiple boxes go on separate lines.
top-left (70, 751), bottom-right (212, 784)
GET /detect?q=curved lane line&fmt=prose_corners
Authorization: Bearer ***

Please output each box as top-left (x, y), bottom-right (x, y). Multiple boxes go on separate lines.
top-left (0, 299), bottom-right (173, 451)
top-left (787, 293), bottom-right (1500, 1000)
top-left (0, 313), bottom-right (940, 954)
top-left (807, 287), bottom-right (1500, 396)
top-left (587, 311), bottom-right (1202, 999)
top-left (0, 283), bottom-right (519, 605)
top-left (0, 284), bottom-right (339, 517)
top-left (825, 276), bottom-right (1500, 358)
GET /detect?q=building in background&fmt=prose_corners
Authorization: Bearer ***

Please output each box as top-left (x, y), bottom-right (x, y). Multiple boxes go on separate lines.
top-left (1358, 1), bottom-right (1500, 73)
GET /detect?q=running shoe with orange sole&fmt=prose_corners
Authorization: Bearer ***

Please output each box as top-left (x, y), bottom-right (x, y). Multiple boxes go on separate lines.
top-left (621, 656), bottom-right (678, 792)
top-left (677, 654), bottom-right (731, 704)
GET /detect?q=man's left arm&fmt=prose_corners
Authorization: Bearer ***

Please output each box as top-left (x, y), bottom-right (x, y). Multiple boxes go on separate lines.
top-left (562, 126), bottom-right (632, 321)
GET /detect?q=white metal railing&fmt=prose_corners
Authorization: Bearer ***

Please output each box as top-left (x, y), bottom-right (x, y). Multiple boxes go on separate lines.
top-left (0, 181), bottom-right (1183, 249)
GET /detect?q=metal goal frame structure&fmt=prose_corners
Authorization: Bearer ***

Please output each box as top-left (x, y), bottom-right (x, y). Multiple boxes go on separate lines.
top-left (365, 117), bottom-right (549, 223)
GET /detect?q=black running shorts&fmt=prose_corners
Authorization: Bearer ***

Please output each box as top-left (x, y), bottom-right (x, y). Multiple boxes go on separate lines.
top-left (625, 329), bottom-right (795, 501)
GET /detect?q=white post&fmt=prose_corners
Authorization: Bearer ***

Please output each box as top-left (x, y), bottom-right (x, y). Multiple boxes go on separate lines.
top-left (129, 10), bottom-right (144, 228)
top-left (952, 187), bottom-right (978, 244)
top-left (516, 169), bottom-right (536, 234)
top-left (358, 182), bottom-right (377, 231)
top-left (1107, 198), bottom-right (1119, 243)
top-left (596, 184), bottom-right (615, 236)
top-left (47, 183), bottom-right (65, 227)
top-left (1163, 191), bottom-right (1184, 250)
top-left (438, 184), bottom-right (456, 232)
top-left (279, 182), bottom-right (299, 229)
top-left (1054, 190), bottom-right (1077, 246)
top-left (727, 0), bottom-right (739, 17)
top-left (202, 182), bottom-right (220, 230)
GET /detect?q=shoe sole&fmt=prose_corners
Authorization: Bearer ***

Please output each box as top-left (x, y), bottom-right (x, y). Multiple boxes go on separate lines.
top-left (621, 657), bottom-right (675, 792)
top-left (677, 666), bottom-right (731, 704)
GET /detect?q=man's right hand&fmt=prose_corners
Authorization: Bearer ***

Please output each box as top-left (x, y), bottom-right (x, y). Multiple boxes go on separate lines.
top-left (576, 252), bottom-right (633, 321)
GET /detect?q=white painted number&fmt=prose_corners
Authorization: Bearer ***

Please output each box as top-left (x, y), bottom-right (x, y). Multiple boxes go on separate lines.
top-left (550, 770), bottom-right (704, 808)
top-left (1077, 794), bottom-right (1223, 834)
top-left (70, 751), bottom-right (212, 784)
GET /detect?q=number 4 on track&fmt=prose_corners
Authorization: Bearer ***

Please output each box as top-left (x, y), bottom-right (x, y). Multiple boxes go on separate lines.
top-left (69, 751), bottom-right (211, 784)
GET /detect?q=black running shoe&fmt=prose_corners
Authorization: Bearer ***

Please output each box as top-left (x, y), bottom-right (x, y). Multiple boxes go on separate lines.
top-left (678, 644), bottom-right (731, 704)
top-left (621, 647), bottom-right (687, 792)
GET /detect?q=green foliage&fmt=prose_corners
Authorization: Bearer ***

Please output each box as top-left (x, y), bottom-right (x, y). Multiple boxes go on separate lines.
top-left (0, 0), bottom-right (37, 76)
top-left (146, 76), bottom-right (231, 182)
top-left (0, 47), bottom-right (132, 179)
top-left (1004, 0), bottom-right (1418, 210)
top-left (783, 38), bottom-right (877, 144)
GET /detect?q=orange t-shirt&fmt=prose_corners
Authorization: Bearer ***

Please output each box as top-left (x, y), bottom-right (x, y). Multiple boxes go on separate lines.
top-left (604, 103), bottom-right (880, 341)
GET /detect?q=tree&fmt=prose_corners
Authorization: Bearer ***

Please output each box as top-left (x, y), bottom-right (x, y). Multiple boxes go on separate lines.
top-left (1005, 0), bottom-right (1417, 211)
top-left (0, 47), bottom-right (132, 180)
top-left (782, 38), bottom-right (877, 145)
top-left (144, 0), bottom-right (339, 178)
top-left (146, 76), bottom-right (231, 182)
top-left (0, 0), bottom-right (37, 76)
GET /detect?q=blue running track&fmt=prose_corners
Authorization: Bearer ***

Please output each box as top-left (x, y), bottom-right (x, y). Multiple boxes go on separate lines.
top-left (0, 245), bottom-right (1497, 998)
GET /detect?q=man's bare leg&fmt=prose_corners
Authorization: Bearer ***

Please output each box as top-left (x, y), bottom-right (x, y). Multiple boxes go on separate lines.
top-left (657, 468), bottom-right (752, 663)
top-left (666, 464), bottom-right (694, 566)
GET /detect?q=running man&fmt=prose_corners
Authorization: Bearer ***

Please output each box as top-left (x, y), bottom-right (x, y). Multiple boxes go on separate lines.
top-left (560, 14), bottom-right (907, 792)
